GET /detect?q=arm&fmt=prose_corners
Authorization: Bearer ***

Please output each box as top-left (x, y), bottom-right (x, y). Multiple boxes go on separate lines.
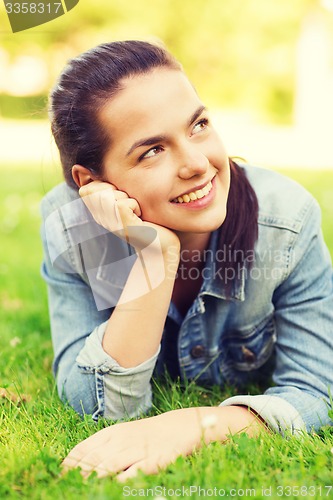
top-left (101, 243), bottom-right (179, 368)
top-left (77, 180), bottom-right (181, 368)
top-left (41, 182), bottom-right (179, 421)
top-left (62, 405), bottom-right (267, 480)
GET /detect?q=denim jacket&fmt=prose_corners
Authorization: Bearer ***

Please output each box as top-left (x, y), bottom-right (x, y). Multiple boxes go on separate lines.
top-left (40, 164), bottom-right (333, 434)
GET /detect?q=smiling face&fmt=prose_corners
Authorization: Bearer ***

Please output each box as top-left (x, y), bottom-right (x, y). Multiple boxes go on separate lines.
top-left (99, 68), bottom-right (230, 238)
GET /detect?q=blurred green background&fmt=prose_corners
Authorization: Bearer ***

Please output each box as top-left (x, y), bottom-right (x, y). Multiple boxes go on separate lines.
top-left (1, 0), bottom-right (333, 170)
top-left (0, 0), bottom-right (332, 120)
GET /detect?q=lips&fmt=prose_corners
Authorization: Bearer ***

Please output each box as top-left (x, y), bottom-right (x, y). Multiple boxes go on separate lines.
top-left (172, 180), bottom-right (213, 203)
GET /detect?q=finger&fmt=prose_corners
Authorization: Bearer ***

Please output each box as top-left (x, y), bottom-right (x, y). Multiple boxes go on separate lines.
top-left (62, 454), bottom-right (80, 470)
top-left (114, 190), bottom-right (129, 200)
top-left (61, 455), bottom-right (87, 476)
top-left (62, 427), bottom-right (113, 470)
top-left (80, 189), bottom-right (141, 233)
top-left (94, 450), bottom-right (142, 478)
top-left (62, 452), bottom-right (105, 479)
top-left (79, 181), bottom-right (116, 197)
top-left (116, 458), bottom-right (160, 482)
top-left (79, 181), bottom-right (129, 201)
top-left (79, 187), bottom-right (122, 231)
top-left (63, 446), bottom-right (142, 479)
top-left (116, 198), bottom-right (142, 219)
top-left (95, 193), bottom-right (140, 230)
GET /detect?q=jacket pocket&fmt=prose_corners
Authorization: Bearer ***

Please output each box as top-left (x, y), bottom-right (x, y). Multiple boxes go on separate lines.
top-left (222, 314), bottom-right (276, 372)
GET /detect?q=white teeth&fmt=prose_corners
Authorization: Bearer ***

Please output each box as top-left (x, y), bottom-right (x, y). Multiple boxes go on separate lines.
top-left (202, 184), bottom-right (210, 195)
top-left (173, 181), bottom-right (213, 204)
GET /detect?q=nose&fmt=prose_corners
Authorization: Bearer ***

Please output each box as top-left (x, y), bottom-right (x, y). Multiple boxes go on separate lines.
top-left (177, 143), bottom-right (209, 179)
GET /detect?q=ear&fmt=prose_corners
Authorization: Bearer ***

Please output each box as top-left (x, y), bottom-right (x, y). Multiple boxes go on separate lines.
top-left (72, 164), bottom-right (96, 189)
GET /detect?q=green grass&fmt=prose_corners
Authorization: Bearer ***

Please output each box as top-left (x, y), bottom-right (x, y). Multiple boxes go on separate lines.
top-left (1, 163), bottom-right (333, 499)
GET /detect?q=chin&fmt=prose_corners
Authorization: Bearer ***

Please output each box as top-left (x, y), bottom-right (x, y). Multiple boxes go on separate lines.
top-left (200, 211), bottom-right (228, 231)
top-left (196, 219), bottom-right (226, 233)
top-left (172, 215), bottom-right (227, 234)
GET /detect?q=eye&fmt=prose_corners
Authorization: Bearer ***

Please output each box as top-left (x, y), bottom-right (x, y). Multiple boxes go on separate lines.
top-left (138, 146), bottom-right (164, 162)
top-left (192, 118), bottom-right (209, 135)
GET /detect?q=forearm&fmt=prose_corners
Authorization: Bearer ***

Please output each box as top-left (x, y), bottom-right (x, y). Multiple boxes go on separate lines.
top-left (152, 406), bottom-right (267, 451)
top-left (190, 405), bottom-right (268, 445)
top-left (102, 244), bottom-right (179, 367)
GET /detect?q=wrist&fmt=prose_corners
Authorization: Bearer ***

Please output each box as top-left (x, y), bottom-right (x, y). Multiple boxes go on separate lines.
top-left (193, 406), bottom-right (267, 444)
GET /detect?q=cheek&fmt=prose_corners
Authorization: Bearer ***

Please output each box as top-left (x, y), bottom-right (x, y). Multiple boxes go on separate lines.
top-left (134, 182), bottom-right (170, 223)
top-left (129, 171), bottom-right (169, 200)
top-left (123, 181), bottom-right (157, 216)
top-left (138, 189), bottom-right (163, 215)
top-left (113, 176), bottom-right (145, 201)
top-left (208, 132), bottom-right (228, 163)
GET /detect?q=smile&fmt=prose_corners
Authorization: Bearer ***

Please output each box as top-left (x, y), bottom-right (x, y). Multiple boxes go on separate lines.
top-left (172, 180), bottom-right (213, 204)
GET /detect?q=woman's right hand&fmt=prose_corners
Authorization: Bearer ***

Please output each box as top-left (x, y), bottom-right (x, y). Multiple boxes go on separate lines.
top-left (79, 181), bottom-right (180, 256)
top-left (79, 181), bottom-right (180, 363)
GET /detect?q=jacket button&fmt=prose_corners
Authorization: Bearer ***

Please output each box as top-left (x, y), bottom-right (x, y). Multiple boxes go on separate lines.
top-left (190, 345), bottom-right (205, 358)
top-left (241, 345), bottom-right (256, 362)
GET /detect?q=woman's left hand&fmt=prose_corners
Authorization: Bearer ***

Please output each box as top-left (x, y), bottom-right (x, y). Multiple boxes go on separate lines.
top-left (62, 408), bottom-right (205, 481)
top-left (62, 406), bottom-right (263, 481)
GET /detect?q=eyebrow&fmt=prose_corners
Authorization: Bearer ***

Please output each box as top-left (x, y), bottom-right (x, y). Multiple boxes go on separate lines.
top-left (126, 105), bottom-right (207, 157)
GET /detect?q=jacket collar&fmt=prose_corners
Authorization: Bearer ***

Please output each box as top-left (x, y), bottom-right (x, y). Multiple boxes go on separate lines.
top-left (200, 228), bottom-right (246, 302)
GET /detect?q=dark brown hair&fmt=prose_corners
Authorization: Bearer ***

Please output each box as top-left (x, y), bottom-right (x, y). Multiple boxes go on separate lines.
top-left (49, 40), bottom-right (258, 290)
top-left (49, 40), bottom-right (181, 188)
top-left (220, 158), bottom-right (258, 293)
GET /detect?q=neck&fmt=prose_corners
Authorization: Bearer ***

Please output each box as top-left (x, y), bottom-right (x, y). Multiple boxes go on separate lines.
top-left (176, 231), bottom-right (211, 264)
top-left (171, 231), bottom-right (211, 315)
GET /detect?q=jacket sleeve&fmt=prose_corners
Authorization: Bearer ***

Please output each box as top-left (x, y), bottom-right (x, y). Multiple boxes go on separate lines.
top-left (220, 198), bottom-right (333, 434)
top-left (40, 194), bottom-right (159, 422)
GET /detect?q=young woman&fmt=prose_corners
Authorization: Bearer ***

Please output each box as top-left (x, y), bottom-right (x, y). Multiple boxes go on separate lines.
top-left (41, 40), bottom-right (333, 480)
